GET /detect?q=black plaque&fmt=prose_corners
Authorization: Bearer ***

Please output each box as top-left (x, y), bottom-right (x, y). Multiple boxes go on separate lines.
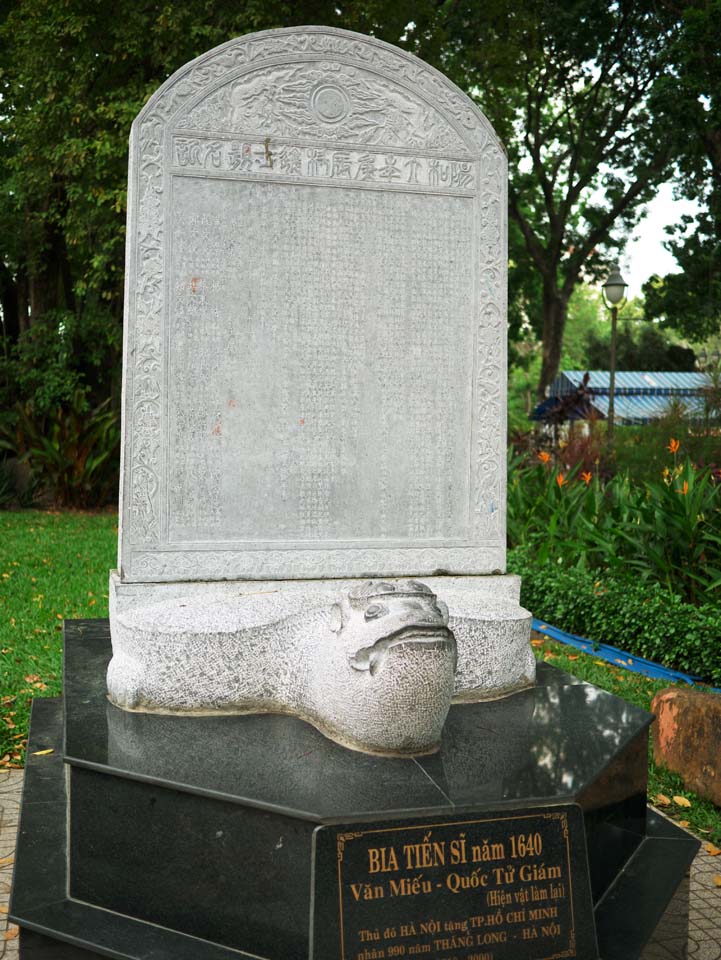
top-left (313, 804), bottom-right (598, 960)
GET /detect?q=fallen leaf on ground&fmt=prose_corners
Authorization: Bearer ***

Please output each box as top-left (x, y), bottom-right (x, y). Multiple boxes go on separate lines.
top-left (531, 639), bottom-right (544, 647)
top-left (31, 748), bottom-right (53, 756)
top-left (705, 843), bottom-right (721, 856)
top-left (0, 856), bottom-right (14, 867)
top-left (3, 926), bottom-right (17, 941)
top-left (23, 674), bottom-right (40, 683)
top-left (655, 794), bottom-right (671, 807)
top-left (714, 875), bottom-right (721, 888)
top-left (567, 655), bottom-right (579, 661)
top-left (673, 795), bottom-right (692, 808)
top-left (593, 660), bottom-right (605, 666)
top-left (678, 820), bottom-right (690, 827)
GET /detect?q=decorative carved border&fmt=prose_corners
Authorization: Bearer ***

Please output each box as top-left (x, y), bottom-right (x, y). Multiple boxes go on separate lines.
top-left (120, 27), bottom-right (506, 582)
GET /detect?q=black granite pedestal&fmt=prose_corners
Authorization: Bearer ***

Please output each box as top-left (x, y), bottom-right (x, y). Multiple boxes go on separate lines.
top-left (11, 621), bottom-right (699, 960)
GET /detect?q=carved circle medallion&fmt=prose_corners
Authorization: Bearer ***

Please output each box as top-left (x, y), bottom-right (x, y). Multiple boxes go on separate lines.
top-left (309, 83), bottom-right (351, 124)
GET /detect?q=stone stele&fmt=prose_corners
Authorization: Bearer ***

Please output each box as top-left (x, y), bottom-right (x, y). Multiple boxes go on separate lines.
top-left (108, 25), bottom-right (534, 755)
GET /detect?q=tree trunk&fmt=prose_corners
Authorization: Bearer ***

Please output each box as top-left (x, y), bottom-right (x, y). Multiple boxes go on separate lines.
top-left (26, 186), bottom-right (75, 324)
top-left (537, 283), bottom-right (569, 401)
top-left (0, 263), bottom-right (20, 345)
top-left (29, 259), bottom-right (60, 323)
top-left (16, 266), bottom-right (30, 335)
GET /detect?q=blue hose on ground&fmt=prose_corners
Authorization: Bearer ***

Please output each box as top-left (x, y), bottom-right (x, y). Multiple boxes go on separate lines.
top-left (531, 617), bottom-right (721, 693)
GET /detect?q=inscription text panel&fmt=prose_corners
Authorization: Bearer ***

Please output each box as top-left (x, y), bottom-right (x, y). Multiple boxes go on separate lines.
top-left (314, 806), bottom-right (598, 960)
top-left (168, 177), bottom-right (475, 546)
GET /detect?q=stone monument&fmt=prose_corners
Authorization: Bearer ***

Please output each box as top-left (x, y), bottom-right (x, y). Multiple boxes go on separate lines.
top-left (106, 23), bottom-right (535, 755)
top-left (11, 27), bottom-right (699, 960)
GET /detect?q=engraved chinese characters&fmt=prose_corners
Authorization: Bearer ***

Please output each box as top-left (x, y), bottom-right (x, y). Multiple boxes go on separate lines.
top-left (169, 182), bottom-right (473, 543)
top-left (120, 26), bottom-right (507, 582)
top-left (174, 137), bottom-right (475, 191)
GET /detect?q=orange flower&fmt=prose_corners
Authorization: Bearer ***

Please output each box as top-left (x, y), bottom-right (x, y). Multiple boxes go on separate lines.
top-left (581, 471), bottom-right (592, 485)
top-left (675, 480), bottom-right (689, 495)
top-left (537, 451), bottom-right (552, 464)
top-left (556, 472), bottom-right (567, 488)
top-left (667, 438), bottom-right (680, 454)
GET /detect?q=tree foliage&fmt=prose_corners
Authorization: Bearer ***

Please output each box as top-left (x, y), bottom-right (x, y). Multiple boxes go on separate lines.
top-left (585, 322), bottom-right (696, 372)
top-left (642, 0), bottom-right (721, 341)
top-left (0, 0), bottom-right (432, 413)
top-left (415, 0), bottom-right (681, 398)
top-left (1, 0), bottom-right (718, 414)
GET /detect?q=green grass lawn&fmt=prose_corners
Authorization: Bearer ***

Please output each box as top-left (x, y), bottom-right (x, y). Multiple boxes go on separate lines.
top-left (0, 510), bottom-right (116, 765)
top-left (1, 509), bottom-right (719, 845)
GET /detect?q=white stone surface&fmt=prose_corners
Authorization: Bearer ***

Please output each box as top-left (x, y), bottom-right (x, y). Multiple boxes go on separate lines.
top-left (110, 26), bottom-right (531, 755)
top-left (109, 573), bottom-right (533, 704)
top-left (108, 574), bottom-right (532, 755)
top-left (118, 25), bottom-right (507, 582)
top-left (109, 578), bottom-right (458, 755)
top-left (110, 572), bottom-right (521, 609)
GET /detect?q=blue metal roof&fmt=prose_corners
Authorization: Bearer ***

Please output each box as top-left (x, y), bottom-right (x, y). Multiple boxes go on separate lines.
top-left (552, 370), bottom-right (710, 397)
top-left (587, 392), bottom-right (707, 425)
top-left (534, 371), bottom-right (715, 425)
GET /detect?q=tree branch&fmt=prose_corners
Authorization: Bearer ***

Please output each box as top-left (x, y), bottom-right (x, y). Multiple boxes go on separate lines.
top-left (508, 183), bottom-right (552, 280)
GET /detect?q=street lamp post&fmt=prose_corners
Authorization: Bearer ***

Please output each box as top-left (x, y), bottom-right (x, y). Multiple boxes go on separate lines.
top-left (601, 264), bottom-right (628, 447)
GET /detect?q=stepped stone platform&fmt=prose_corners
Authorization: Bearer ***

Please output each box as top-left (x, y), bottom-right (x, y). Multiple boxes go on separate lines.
top-left (5, 621), bottom-right (706, 959)
top-left (7, 777), bottom-right (718, 958)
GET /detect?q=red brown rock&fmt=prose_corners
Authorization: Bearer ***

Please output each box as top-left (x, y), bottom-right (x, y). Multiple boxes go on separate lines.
top-left (651, 687), bottom-right (721, 807)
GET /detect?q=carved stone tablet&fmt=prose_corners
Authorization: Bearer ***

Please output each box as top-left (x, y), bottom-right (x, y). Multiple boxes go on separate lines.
top-left (119, 26), bottom-right (507, 582)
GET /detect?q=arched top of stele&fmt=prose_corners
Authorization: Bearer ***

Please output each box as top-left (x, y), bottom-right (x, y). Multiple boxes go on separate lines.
top-left (132, 26), bottom-right (503, 152)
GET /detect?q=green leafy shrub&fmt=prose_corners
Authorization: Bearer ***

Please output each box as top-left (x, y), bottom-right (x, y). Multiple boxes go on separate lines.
top-left (509, 547), bottom-right (721, 685)
top-left (0, 390), bottom-right (119, 508)
top-left (508, 445), bottom-right (721, 603)
top-left (611, 409), bottom-right (721, 482)
top-left (507, 452), bottom-right (604, 564)
top-left (0, 306), bottom-right (123, 417)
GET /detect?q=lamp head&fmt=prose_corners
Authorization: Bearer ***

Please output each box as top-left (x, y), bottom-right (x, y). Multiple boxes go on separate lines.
top-left (602, 264), bottom-right (628, 306)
